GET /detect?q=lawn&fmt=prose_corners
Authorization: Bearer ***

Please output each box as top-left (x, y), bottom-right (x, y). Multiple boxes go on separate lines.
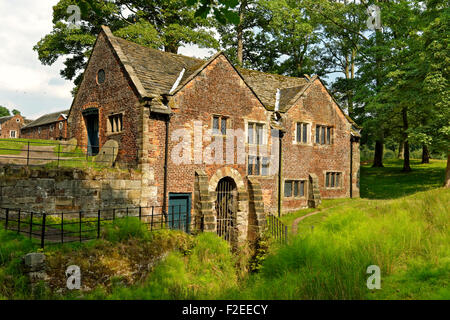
top-left (280, 158), bottom-right (447, 230)
top-left (360, 159), bottom-right (446, 199)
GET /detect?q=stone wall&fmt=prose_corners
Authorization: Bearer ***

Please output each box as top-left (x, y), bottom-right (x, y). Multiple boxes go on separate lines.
top-left (0, 166), bottom-right (145, 213)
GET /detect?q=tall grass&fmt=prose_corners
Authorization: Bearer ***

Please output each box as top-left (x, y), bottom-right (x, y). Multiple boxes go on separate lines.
top-left (228, 188), bottom-right (449, 300)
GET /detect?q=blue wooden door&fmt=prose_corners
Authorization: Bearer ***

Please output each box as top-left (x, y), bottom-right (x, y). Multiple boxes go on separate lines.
top-left (168, 193), bottom-right (191, 232)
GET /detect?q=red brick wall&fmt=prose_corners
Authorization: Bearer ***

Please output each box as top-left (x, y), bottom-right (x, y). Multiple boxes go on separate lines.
top-left (20, 119), bottom-right (68, 140)
top-left (67, 31), bottom-right (141, 164)
top-left (279, 79), bottom-right (357, 212)
top-left (0, 114), bottom-right (24, 139)
top-left (144, 55), bottom-right (272, 209)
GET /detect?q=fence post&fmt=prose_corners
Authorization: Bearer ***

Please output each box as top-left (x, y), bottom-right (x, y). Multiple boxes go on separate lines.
top-left (79, 211), bottom-right (82, 243)
top-left (57, 143), bottom-right (61, 167)
top-left (61, 212), bottom-right (64, 244)
top-left (29, 212), bottom-right (33, 239)
top-left (285, 225), bottom-right (288, 244)
top-left (97, 210), bottom-right (101, 239)
top-left (26, 142), bottom-right (30, 166)
top-left (113, 208), bottom-right (116, 221)
top-left (17, 209), bottom-right (21, 234)
top-left (5, 208), bottom-right (9, 230)
top-left (138, 206), bottom-right (142, 221)
top-left (40, 213), bottom-right (46, 249)
top-left (151, 206), bottom-right (154, 231)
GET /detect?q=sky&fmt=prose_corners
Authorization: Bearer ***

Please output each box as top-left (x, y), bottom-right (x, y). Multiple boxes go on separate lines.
top-left (0, 0), bottom-right (212, 120)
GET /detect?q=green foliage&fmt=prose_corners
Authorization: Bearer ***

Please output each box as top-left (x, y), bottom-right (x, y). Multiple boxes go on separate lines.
top-left (102, 232), bottom-right (237, 299)
top-left (233, 187), bottom-right (449, 300)
top-left (34, 0), bottom-right (219, 93)
top-left (103, 217), bottom-right (151, 242)
top-left (0, 106), bottom-right (11, 117)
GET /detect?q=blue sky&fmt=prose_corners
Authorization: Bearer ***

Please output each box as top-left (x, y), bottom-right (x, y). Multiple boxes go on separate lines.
top-left (0, 0), bottom-right (211, 120)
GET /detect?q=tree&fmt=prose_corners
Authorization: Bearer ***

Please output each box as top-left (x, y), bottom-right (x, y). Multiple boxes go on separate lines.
top-left (34, 0), bottom-right (218, 93)
top-left (11, 109), bottom-right (21, 116)
top-left (0, 106), bottom-right (11, 117)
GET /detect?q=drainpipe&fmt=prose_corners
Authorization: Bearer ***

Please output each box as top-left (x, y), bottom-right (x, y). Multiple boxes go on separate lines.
top-left (162, 113), bottom-right (172, 220)
top-left (350, 136), bottom-right (353, 198)
top-left (277, 130), bottom-right (284, 217)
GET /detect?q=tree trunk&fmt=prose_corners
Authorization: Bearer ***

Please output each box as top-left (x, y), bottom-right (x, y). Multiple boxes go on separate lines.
top-left (237, 0), bottom-right (247, 66)
top-left (421, 145), bottom-right (430, 164)
top-left (164, 43), bottom-right (178, 54)
top-left (402, 107), bottom-right (411, 172)
top-left (372, 140), bottom-right (384, 167)
top-left (445, 152), bottom-right (450, 188)
top-left (397, 140), bottom-right (404, 159)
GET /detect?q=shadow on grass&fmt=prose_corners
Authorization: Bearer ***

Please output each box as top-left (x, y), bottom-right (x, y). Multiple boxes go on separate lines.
top-left (360, 159), bottom-right (446, 199)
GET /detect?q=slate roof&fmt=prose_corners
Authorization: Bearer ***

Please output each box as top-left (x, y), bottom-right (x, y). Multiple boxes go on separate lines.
top-left (0, 116), bottom-right (14, 124)
top-left (113, 37), bottom-right (204, 95)
top-left (236, 68), bottom-right (310, 111)
top-left (98, 26), bottom-right (358, 127)
top-left (22, 110), bottom-right (69, 129)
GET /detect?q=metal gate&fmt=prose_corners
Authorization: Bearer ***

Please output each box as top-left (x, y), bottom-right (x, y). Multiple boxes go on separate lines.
top-left (215, 177), bottom-right (237, 243)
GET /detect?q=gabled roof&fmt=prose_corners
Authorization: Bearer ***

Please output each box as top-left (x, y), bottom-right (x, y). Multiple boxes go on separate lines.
top-left (236, 68), bottom-right (310, 111)
top-left (95, 26), bottom-right (358, 128)
top-left (0, 116), bottom-right (14, 125)
top-left (22, 110), bottom-right (69, 129)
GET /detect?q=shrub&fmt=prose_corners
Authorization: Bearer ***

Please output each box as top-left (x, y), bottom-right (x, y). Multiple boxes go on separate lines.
top-left (102, 217), bottom-right (150, 242)
top-left (383, 149), bottom-right (395, 159)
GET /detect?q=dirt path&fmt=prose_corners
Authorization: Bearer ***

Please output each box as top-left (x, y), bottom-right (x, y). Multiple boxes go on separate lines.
top-left (291, 205), bottom-right (340, 235)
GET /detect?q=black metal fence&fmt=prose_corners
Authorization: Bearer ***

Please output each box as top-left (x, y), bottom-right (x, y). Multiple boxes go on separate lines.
top-left (0, 138), bottom-right (137, 168)
top-left (266, 214), bottom-right (288, 244)
top-left (0, 206), bottom-right (190, 248)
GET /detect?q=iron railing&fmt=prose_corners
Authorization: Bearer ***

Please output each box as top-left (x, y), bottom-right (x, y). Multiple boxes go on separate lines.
top-left (266, 214), bottom-right (288, 244)
top-left (0, 138), bottom-right (137, 168)
top-left (0, 205), bottom-right (190, 248)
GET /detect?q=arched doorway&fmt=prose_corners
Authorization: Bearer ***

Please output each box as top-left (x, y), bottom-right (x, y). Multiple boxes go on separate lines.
top-left (215, 177), bottom-right (237, 243)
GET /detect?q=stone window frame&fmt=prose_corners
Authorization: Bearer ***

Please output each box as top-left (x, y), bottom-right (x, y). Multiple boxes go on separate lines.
top-left (245, 120), bottom-right (268, 146)
top-left (59, 121), bottom-right (64, 130)
top-left (211, 114), bottom-right (229, 136)
top-left (247, 155), bottom-right (270, 177)
top-left (38, 127), bottom-right (41, 135)
top-left (284, 179), bottom-right (307, 199)
top-left (324, 171), bottom-right (344, 189)
top-left (50, 124), bottom-right (54, 132)
top-left (293, 121), bottom-right (313, 146)
top-left (96, 69), bottom-right (106, 85)
top-left (16, 118), bottom-right (20, 123)
top-left (315, 124), bottom-right (334, 145)
top-left (245, 119), bottom-right (270, 177)
top-left (9, 130), bottom-right (16, 138)
top-left (107, 112), bottom-right (124, 135)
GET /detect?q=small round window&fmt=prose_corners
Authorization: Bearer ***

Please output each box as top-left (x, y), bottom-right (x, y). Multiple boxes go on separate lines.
top-left (97, 69), bottom-right (105, 84)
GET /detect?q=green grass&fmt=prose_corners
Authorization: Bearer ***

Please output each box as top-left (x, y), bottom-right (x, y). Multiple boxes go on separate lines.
top-left (0, 158), bottom-right (448, 300)
top-left (360, 159), bottom-right (446, 199)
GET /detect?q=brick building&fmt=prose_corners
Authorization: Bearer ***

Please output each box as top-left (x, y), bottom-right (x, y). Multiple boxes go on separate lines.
top-left (0, 114), bottom-right (25, 139)
top-left (68, 26), bottom-right (360, 243)
top-left (20, 110), bottom-right (69, 140)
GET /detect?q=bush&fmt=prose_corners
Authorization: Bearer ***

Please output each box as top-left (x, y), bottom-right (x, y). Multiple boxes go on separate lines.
top-left (360, 145), bottom-right (374, 162)
top-left (383, 149), bottom-right (395, 159)
top-left (105, 232), bottom-right (238, 299)
top-left (102, 217), bottom-right (150, 242)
